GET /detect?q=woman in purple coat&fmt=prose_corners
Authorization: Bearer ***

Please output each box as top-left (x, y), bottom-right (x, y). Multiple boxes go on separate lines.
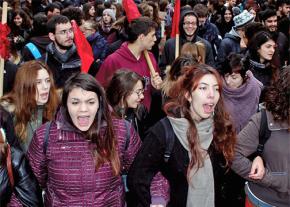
top-left (27, 73), bottom-right (141, 206)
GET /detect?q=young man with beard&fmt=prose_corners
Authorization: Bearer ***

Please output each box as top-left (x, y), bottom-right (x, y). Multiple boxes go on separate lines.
top-left (277, 0), bottom-right (290, 42)
top-left (260, 9), bottom-right (289, 67)
top-left (159, 9), bottom-right (215, 75)
top-left (96, 16), bottom-right (162, 111)
top-left (277, 0), bottom-right (290, 19)
top-left (43, 15), bottom-right (81, 88)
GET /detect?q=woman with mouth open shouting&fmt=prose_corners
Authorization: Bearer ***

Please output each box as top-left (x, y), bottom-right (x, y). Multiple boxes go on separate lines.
top-left (0, 60), bottom-right (59, 153)
top-left (127, 64), bottom-right (237, 207)
top-left (27, 73), bottom-right (142, 206)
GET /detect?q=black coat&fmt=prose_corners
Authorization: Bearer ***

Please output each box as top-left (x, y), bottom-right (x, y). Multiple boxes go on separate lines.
top-left (3, 61), bottom-right (18, 95)
top-left (127, 118), bottom-right (189, 207)
top-left (42, 43), bottom-right (81, 88)
top-left (0, 147), bottom-right (43, 207)
top-left (21, 35), bottom-right (52, 62)
top-left (159, 9), bottom-right (215, 76)
top-left (127, 118), bottom-right (232, 207)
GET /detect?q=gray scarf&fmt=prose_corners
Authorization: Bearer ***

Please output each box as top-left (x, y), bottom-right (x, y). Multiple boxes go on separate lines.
top-left (47, 42), bottom-right (77, 63)
top-left (168, 116), bottom-right (214, 207)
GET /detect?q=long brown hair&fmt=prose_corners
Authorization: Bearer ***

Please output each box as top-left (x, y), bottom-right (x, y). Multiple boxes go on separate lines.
top-left (164, 64), bottom-right (236, 174)
top-left (106, 69), bottom-right (144, 118)
top-left (0, 61), bottom-right (59, 142)
top-left (62, 73), bottom-right (120, 175)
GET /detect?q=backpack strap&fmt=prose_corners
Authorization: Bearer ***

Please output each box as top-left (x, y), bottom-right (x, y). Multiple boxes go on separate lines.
top-left (160, 118), bottom-right (175, 163)
top-left (25, 42), bottom-right (42, 59)
top-left (43, 121), bottom-right (52, 154)
top-left (124, 120), bottom-right (131, 152)
top-left (256, 109), bottom-right (271, 156)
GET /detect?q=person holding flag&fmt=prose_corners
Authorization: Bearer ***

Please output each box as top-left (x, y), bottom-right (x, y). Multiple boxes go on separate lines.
top-left (96, 15), bottom-right (162, 111)
top-left (159, 6), bottom-right (215, 74)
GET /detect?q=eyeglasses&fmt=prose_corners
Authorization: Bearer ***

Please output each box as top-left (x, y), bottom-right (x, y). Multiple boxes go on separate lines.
top-left (133, 89), bottom-right (144, 97)
top-left (183, 22), bottom-right (197, 26)
top-left (55, 28), bottom-right (73, 35)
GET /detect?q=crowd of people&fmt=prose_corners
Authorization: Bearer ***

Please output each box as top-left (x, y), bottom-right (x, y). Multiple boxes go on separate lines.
top-left (0, 0), bottom-right (289, 206)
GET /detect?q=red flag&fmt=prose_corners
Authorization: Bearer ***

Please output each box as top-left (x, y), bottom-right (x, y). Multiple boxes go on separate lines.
top-left (122, 0), bottom-right (141, 23)
top-left (0, 23), bottom-right (10, 60)
top-left (171, 0), bottom-right (180, 38)
top-left (71, 20), bottom-right (94, 73)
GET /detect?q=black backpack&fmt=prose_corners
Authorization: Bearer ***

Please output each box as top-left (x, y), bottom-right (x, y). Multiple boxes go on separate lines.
top-left (256, 109), bottom-right (271, 156)
top-left (160, 118), bottom-right (175, 163)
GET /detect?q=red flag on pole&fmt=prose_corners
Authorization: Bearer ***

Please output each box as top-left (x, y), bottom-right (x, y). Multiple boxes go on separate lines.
top-left (122, 0), bottom-right (141, 23)
top-left (171, 0), bottom-right (180, 38)
top-left (71, 20), bottom-right (94, 73)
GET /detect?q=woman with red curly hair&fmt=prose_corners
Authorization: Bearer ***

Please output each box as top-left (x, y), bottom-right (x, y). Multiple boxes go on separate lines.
top-left (128, 64), bottom-right (237, 207)
top-left (232, 66), bottom-right (290, 207)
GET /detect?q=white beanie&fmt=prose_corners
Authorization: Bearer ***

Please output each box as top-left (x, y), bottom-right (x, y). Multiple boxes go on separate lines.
top-left (233, 10), bottom-right (254, 28)
top-left (103, 9), bottom-right (116, 22)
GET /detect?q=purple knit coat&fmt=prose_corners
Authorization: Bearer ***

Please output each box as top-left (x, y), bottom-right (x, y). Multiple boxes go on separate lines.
top-left (222, 71), bottom-right (263, 133)
top-left (26, 109), bottom-right (140, 207)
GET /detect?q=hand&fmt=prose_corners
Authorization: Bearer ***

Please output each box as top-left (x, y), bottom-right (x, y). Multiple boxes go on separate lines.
top-left (150, 71), bottom-right (163, 90)
top-left (249, 156), bottom-right (265, 180)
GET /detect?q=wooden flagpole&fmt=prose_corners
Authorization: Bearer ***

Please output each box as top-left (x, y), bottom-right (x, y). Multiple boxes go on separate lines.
top-left (144, 50), bottom-right (156, 75)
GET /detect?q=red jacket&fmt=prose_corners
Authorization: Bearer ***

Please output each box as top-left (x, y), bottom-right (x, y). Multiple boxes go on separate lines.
top-left (96, 42), bottom-right (159, 110)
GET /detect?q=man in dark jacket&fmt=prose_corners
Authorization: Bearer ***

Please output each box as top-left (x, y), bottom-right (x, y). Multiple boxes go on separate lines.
top-left (259, 9), bottom-right (289, 67)
top-left (193, 3), bottom-right (221, 60)
top-left (159, 9), bottom-right (215, 76)
top-left (277, 0), bottom-right (290, 38)
top-left (42, 15), bottom-right (81, 88)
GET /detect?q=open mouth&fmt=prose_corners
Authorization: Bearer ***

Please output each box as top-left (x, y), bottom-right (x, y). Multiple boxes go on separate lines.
top-left (40, 93), bottom-right (48, 99)
top-left (78, 116), bottom-right (90, 127)
top-left (203, 103), bottom-right (215, 114)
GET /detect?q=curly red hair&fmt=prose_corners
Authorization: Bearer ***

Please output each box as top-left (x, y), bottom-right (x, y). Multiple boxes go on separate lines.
top-left (164, 64), bottom-right (236, 175)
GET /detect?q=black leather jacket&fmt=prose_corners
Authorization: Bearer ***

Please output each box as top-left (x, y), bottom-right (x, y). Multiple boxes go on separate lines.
top-left (0, 147), bottom-right (43, 207)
